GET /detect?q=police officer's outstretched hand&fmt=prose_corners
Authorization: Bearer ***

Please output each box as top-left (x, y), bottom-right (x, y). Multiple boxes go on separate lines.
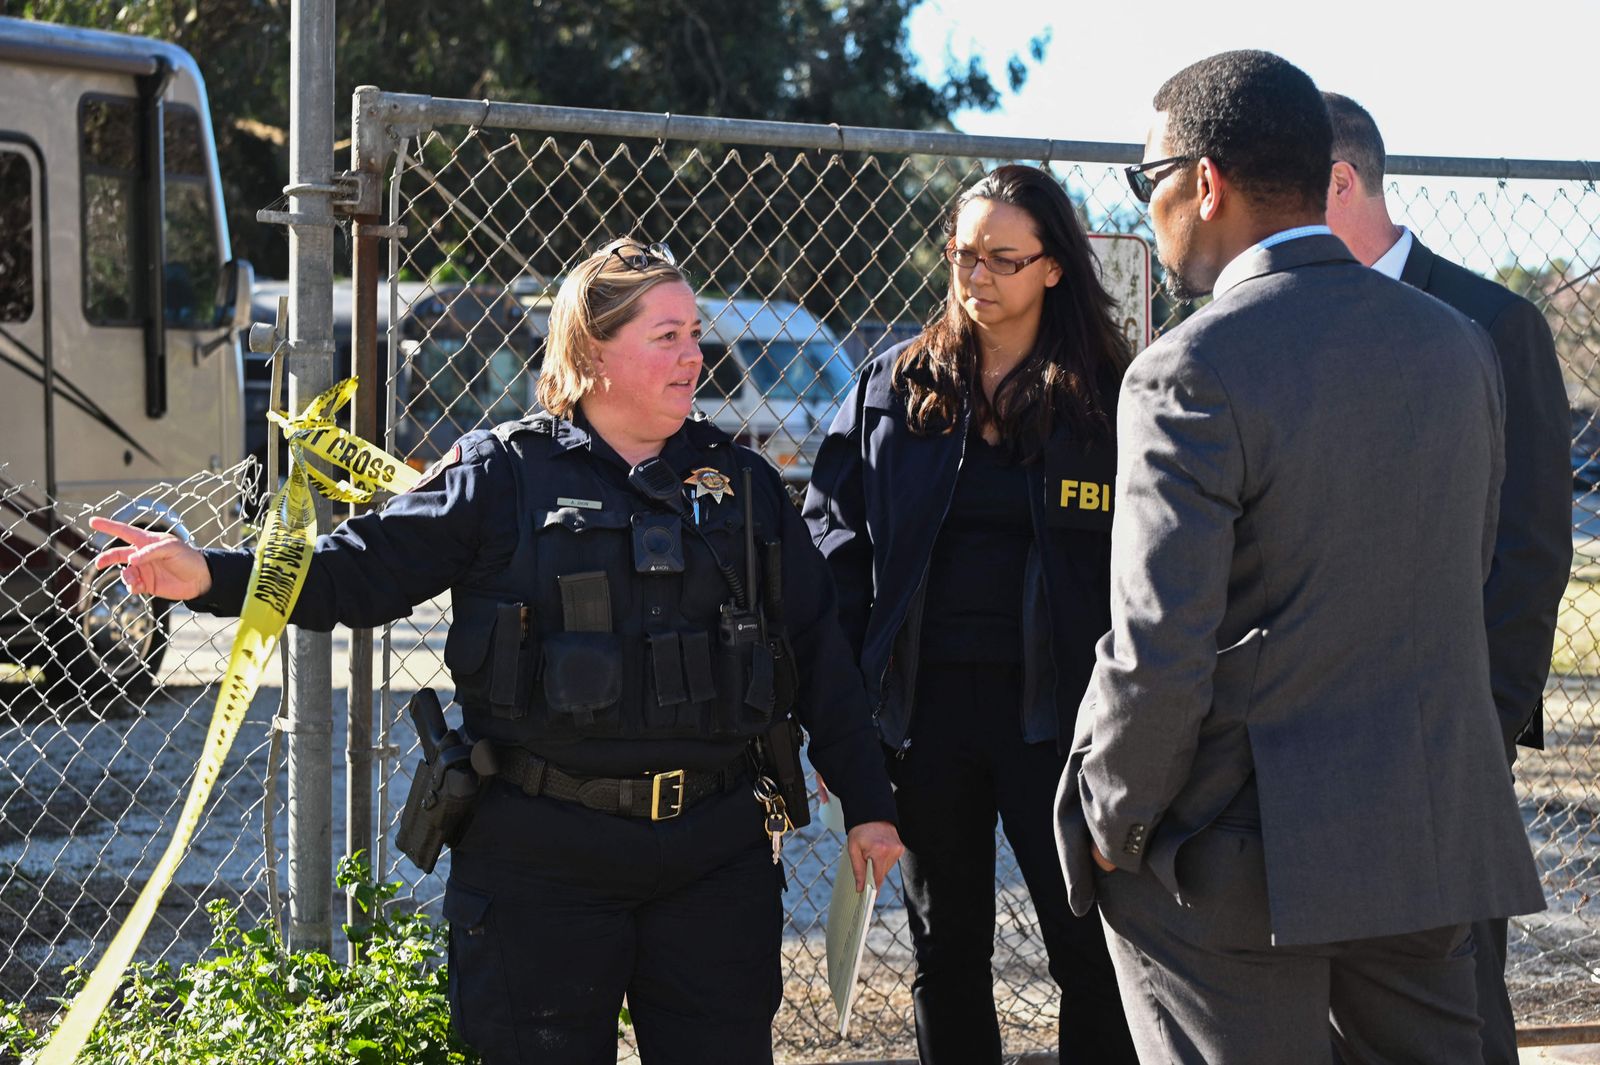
top-left (846, 820), bottom-right (904, 892)
top-left (90, 517), bottom-right (213, 601)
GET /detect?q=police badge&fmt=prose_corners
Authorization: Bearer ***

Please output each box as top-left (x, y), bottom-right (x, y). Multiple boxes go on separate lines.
top-left (683, 466), bottom-right (734, 503)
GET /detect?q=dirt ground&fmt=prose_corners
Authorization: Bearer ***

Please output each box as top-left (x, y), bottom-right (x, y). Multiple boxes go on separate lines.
top-left (6, 596), bottom-right (1600, 1061)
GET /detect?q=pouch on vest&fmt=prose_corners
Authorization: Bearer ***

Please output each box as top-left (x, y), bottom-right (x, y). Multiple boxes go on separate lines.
top-left (542, 632), bottom-right (624, 730)
top-left (643, 628), bottom-right (720, 734)
top-left (487, 602), bottom-right (536, 720)
top-left (541, 572), bottom-right (622, 730)
top-left (713, 606), bottom-right (771, 736)
top-left (444, 596), bottom-right (535, 716)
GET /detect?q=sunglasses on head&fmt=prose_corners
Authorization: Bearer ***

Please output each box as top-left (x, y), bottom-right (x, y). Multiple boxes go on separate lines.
top-left (1124, 156), bottom-right (1196, 204)
top-left (608, 241), bottom-right (677, 271)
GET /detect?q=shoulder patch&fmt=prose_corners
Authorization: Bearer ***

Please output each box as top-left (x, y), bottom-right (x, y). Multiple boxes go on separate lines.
top-left (407, 444), bottom-right (462, 493)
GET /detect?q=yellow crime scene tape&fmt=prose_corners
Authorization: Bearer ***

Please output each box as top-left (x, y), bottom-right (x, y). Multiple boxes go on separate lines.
top-left (39, 378), bottom-right (419, 1065)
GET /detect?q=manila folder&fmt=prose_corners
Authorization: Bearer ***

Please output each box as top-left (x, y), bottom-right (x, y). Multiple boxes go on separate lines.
top-left (826, 853), bottom-right (877, 1038)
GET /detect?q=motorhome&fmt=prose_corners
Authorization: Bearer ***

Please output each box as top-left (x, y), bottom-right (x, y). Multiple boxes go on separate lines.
top-left (0, 18), bottom-right (253, 693)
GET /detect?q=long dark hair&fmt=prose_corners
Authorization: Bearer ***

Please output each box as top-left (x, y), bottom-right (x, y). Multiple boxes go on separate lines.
top-left (893, 165), bottom-right (1131, 457)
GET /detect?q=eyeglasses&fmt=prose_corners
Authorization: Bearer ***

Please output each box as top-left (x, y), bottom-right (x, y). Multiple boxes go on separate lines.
top-left (1123, 156), bottom-right (1196, 204)
top-left (943, 246), bottom-right (1048, 276)
top-left (609, 241), bottom-right (677, 271)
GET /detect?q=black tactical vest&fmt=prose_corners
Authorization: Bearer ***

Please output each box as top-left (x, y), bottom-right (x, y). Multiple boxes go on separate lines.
top-left (443, 414), bottom-right (792, 748)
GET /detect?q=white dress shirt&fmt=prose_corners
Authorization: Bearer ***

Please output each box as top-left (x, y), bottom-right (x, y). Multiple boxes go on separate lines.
top-left (1211, 225), bottom-right (1335, 299)
top-left (1369, 226), bottom-right (1415, 280)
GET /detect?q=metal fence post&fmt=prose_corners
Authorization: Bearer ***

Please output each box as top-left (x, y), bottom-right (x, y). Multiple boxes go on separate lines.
top-left (283, 0), bottom-right (337, 954)
top-left (343, 84), bottom-right (403, 957)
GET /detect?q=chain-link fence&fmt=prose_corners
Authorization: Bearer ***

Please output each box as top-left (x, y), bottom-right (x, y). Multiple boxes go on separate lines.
top-left (3, 94), bottom-right (1599, 1063)
top-left (354, 97), bottom-right (1600, 1058)
top-left (0, 464), bottom-right (281, 1013)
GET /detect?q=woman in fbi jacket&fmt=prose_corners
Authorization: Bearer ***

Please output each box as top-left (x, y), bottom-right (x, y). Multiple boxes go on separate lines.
top-left (803, 165), bottom-right (1137, 1065)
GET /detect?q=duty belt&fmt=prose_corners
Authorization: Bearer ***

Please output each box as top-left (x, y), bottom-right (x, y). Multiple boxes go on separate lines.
top-left (481, 743), bottom-right (746, 821)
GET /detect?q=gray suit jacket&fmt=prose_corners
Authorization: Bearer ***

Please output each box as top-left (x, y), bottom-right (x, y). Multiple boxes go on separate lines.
top-left (1056, 234), bottom-right (1546, 947)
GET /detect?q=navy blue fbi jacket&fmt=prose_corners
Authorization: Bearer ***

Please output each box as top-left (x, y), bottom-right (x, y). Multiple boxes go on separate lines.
top-left (803, 342), bottom-right (1117, 756)
top-left (189, 414), bottom-right (897, 829)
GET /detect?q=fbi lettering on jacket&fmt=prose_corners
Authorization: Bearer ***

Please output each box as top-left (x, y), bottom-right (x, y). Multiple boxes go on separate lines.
top-left (1045, 439), bottom-right (1116, 532)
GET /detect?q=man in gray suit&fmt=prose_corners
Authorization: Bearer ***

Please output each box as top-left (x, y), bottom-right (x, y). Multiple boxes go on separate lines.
top-left (1056, 50), bottom-right (1546, 1063)
top-left (1324, 91), bottom-right (1570, 1065)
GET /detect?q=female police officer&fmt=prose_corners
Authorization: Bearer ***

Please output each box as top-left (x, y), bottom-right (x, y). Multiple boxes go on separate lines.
top-left (91, 238), bottom-right (903, 1065)
top-left (803, 166), bottom-right (1136, 1064)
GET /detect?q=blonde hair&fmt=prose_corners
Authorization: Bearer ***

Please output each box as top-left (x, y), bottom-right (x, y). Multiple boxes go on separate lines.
top-left (537, 238), bottom-right (689, 418)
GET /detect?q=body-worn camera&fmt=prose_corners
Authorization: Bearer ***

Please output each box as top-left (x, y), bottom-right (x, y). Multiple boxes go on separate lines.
top-left (631, 512), bottom-right (685, 573)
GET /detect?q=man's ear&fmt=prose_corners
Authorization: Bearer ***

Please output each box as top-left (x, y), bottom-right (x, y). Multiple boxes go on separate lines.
top-left (1329, 160), bottom-right (1359, 206)
top-left (1196, 157), bottom-right (1224, 222)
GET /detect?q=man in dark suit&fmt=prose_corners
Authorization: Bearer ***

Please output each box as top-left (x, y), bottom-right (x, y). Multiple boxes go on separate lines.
top-left (1056, 50), bottom-right (1546, 1063)
top-left (1325, 91), bottom-right (1571, 1065)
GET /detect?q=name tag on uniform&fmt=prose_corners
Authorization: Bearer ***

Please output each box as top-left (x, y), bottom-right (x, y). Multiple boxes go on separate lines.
top-left (1044, 438), bottom-right (1116, 532)
top-left (556, 496), bottom-right (604, 510)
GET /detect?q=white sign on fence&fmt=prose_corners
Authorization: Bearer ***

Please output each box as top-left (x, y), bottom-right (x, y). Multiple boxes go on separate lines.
top-left (1089, 233), bottom-right (1153, 352)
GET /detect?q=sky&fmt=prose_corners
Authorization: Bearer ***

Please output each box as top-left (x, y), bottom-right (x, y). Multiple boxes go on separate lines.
top-left (906, 0), bottom-right (1599, 272)
top-left (907, 0), bottom-right (1598, 162)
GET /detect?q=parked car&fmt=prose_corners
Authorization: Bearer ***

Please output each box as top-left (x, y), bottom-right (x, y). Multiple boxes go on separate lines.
top-left (0, 467), bottom-right (205, 700)
top-left (695, 296), bottom-right (854, 482)
top-left (246, 279), bottom-right (543, 476)
top-left (1573, 407), bottom-right (1600, 491)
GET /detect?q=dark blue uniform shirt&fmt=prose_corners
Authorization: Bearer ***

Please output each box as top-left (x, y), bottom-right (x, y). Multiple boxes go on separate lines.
top-left (190, 413), bottom-right (897, 828)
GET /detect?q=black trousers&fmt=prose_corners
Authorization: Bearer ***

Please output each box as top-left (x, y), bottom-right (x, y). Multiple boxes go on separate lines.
top-left (445, 778), bottom-right (783, 1065)
top-left (1472, 914), bottom-right (1517, 1063)
top-left (888, 662), bottom-right (1137, 1065)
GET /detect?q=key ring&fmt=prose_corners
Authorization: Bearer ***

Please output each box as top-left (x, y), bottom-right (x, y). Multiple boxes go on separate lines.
top-left (752, 775), bottom-right (782, 805)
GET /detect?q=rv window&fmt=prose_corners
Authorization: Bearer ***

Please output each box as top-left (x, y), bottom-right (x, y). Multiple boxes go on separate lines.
top-left (163, 109), bottom-right (207, 177)
top-left (80, 98), bottom-right (220, 328)
top-left (80, 96), bottom-right (140, 325)
top-left (0, 150), bottom-right (33, 323)
top-left (161, 107), bottom-right (220, 328)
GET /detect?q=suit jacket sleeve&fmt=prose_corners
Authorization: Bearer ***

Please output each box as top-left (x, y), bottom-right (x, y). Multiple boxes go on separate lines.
top-left (1483, 298), bottom-right (1570, 751)
top-left (801, 371), bottom-right (874, 659)
top-left (1078, 339), bottom-right (1245, 872)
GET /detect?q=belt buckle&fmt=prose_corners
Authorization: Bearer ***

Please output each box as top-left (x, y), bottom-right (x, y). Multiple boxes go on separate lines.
top-left (650, 769), bottom-right (686, 821)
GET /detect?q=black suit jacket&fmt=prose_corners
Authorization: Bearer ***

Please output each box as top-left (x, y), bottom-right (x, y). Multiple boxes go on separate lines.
top-left (1402, 238), bottom-right (1570, 751)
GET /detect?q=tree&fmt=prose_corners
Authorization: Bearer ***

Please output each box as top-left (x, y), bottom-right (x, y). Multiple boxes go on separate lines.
top-left (20, 0), bottom-right (1046, 279)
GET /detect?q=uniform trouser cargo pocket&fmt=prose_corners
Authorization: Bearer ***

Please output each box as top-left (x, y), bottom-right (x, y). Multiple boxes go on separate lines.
top-left (444, 880), bottom-right (502, 1055)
